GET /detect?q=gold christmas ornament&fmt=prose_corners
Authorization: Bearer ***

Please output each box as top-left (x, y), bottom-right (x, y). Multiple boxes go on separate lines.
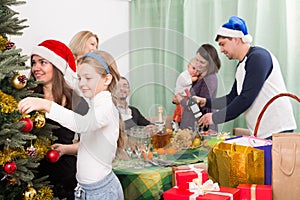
top-left (23, 186), bottom-right (37, 200)
top-left (11, 72), bottom-right (27, 89)
top-left (33, 112), bottom-right (46, 128)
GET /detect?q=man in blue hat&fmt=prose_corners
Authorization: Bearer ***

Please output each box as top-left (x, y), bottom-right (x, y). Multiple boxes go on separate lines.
top-left (195, 16), bottom-right (296, 139)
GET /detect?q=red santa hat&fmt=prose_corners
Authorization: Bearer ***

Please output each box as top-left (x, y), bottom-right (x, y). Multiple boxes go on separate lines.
top-left (31, 39), bottom-right (77, 87)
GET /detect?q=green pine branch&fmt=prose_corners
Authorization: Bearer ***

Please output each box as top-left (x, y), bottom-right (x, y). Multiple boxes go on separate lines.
top-left (0, 0), bottom-right (28, 36)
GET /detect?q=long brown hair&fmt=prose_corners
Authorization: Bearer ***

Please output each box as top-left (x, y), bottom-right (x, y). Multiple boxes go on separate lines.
top-left (30, 61), bottom-right (74, 110)
top-left (77, 50), bottom-right (124, 149)
top-left (197, 44), bottom-right (221, 75)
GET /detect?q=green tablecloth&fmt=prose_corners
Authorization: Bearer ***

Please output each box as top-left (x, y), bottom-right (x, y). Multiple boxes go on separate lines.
top-left (114, 164), bottom-right (172, 200)
top-left (113, 147), bottom-right (209, 200)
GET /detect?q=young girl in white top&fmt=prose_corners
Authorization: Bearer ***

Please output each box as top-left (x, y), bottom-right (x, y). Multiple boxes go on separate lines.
top-left (18, 50), bottom-right (124, 199)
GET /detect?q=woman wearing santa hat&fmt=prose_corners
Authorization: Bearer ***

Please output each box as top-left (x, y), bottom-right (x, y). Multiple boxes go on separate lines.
top-left (30, 39), bottom-right (88, 199)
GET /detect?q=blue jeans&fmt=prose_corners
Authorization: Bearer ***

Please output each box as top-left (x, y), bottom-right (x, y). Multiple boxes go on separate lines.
top-left (74, 171), bottom-right (124, 200)
top-left (265, 129), bottom-right (294, 140)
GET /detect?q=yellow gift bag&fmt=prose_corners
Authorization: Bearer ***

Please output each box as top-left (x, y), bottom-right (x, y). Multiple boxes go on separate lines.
top-left (208, 142), bottom-right (264, 188)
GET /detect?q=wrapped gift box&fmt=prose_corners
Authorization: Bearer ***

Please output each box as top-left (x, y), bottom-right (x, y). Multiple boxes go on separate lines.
top-left (163, 187), bottom-right (194, 200)
top-left (163, 186), bottom-right (240, 200)
top-left (237, 184), bottom-right (272, 200)
top-left (173, 165), bottom-right (209, 190)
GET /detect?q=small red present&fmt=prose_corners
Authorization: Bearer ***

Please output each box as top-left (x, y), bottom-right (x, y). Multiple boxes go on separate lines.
top-left (163, 187), bottom-right (193, 200)
top-left (173, 166), bottom-right (209, 190)
top-left (163, 186), bottom-right (240, 200)
top-left (237, 184), bottom-right (272, 200)
top-left (198, 187), bottom-right (240, 200)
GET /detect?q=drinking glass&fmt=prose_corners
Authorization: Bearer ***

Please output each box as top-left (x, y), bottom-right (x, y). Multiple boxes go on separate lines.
top-left (134, 144), bottom-right (144, 168)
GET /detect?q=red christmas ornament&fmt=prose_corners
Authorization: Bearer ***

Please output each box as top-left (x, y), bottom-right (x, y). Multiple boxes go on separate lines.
top-left (6, 41), bottom-right (15, 49)
top-left (46, 149), bottom-right (60, 163)
top-left (4, 161), bottom-right (17, 174)
top-left (20, 118), bottom-right (33, 132)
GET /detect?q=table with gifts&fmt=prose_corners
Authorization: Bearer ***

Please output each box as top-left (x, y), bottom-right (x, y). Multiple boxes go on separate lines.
top-left (114, 128), bottom-right (277, 200)
top-left (113, 147), bottom-right (209, 200)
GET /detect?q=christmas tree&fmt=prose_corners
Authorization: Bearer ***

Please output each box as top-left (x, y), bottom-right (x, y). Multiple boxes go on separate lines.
top-left (0, 1), bottom-right (58, 199)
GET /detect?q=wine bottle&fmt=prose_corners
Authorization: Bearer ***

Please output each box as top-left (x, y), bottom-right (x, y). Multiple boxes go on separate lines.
top-left (184, 89), bottom-right (203, 120)
top-left (171, 120), bottom-right (179, 132)
top-left (155, 106), bottom-right (165, 133)
top-left (151, 106), bottom-right (170, 148)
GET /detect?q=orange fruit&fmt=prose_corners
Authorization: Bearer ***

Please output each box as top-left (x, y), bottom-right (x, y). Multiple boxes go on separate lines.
top-left (142, 151), bottom-right (153, 160)
top-left (155, 148), bottom-right (166, 155)
top-left (165, 147), bottom-right (176, 154)
top-left (166, 128), bottom-right (173, 135)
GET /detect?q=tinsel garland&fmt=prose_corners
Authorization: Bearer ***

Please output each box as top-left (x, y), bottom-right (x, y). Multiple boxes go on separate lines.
top-left (0, 138), bottom-right (49, 165)
top-left (34, 186), bottom-right (53, 200)
top-left (0, 90), bottom-right (18, 114)
top-left (0, 148), bottom-right (26, 165)
top-left (0, 35), bottom-right (8, 51)
top-left (33, 138), bottom-right (50, 161)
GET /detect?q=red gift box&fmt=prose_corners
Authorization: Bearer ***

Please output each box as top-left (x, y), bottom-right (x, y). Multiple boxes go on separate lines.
top-left (174, 168), bottom-right (209, 190)
top-left (237, 184), bottom-right (272, 200)
top-left (163, 187), bottom-right (193, 200)
top-left (163, 186), bottom-right (240, 200)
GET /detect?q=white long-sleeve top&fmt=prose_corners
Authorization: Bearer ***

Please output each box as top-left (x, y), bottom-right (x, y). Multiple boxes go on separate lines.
top-left (175, 70), bottom-right (192, 96)
top-left (46, 91), bottom-right (119, 184)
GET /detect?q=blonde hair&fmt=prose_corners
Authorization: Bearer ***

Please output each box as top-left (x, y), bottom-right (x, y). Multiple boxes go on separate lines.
top-left (77, 50), bottom-right (124, 148)
top-left (188, 57), bottom-right (197, 67)
top-left (69, 30), bottom-right (99, 61)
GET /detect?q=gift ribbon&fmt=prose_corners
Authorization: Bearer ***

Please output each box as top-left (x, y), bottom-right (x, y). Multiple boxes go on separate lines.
top-left (174, 165), bottom-right (204, 186)
top-left (251, 184), bottom-right (256, 200)
top-left (188, 182), bottom-right (233, 200)
top-left (189, 180), bottom-right (222, 200)
top-left (189, 182), bottom-right (204, 200)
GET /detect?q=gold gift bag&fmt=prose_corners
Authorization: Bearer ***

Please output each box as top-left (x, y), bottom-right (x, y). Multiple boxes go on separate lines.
top-left (272, 133), bottom-right (300, 200)
top-left (208, 142), bottom-right (264, 188)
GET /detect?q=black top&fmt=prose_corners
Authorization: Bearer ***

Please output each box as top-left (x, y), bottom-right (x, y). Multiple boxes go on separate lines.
top-left (37, 96), bottom-right (88, 200)
top-left (124, 105), bottom-right (151, 129)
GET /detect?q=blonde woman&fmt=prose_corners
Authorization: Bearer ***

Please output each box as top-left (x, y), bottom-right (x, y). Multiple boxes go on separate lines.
top-left (69, 30), bottom-right (99, 63)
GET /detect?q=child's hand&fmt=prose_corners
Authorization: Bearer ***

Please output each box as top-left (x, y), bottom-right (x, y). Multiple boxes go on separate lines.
top-left (52, 143), bottom-right (65, 157)
top-left (18, 97), bottom-right (52, 114)
top-left (52, 143), bottom-right (78, 155)
top-left (174, 94), bottom-right (183, 103)
top-left (191, 76), bottom-right (199, 82)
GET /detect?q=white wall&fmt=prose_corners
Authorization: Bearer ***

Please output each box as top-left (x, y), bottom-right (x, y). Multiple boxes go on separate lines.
top-left (11, 0), bottom-right (130, 76)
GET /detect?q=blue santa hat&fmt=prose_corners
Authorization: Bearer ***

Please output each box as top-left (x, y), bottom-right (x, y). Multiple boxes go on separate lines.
top-left (215, 16), bottom-right (252, 43)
